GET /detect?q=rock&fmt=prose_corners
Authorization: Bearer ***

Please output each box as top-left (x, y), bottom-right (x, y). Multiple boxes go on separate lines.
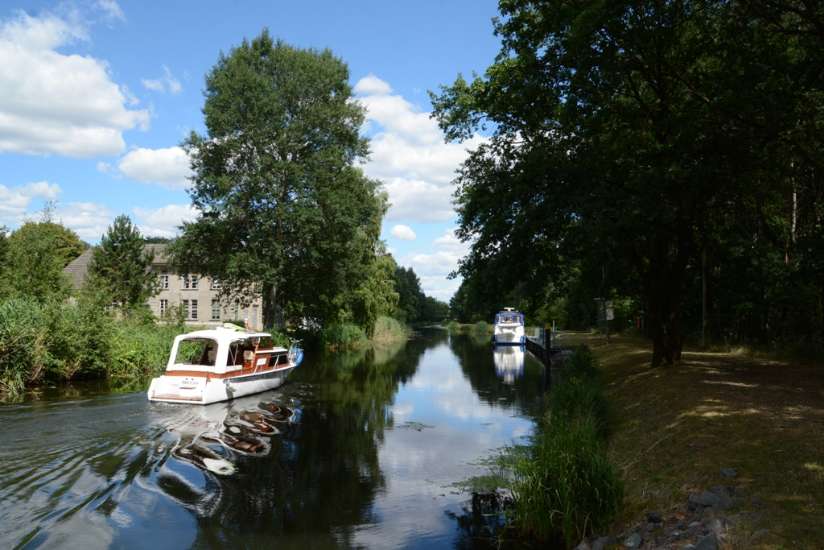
top-left (591, 536), bottom-right (609, 550)
top-left (694, 533), bottom-right (719, 550)
top-left (574, 541), bottom-right (591, 550)
top-left (646, 511), bottom-right (662, 523)
top-left (623, 532), bottom-right (642, 548)
top-left (720, 467), bottom-right (737, 478)
top-left (689, 489), bottom-right (732, 510)
top-left (708, 517), bottom-right (726, 536)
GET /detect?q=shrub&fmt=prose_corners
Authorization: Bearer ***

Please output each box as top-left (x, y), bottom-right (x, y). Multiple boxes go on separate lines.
top-left (512, 414), bottom-right (623, 546)
top-left (371, 316), bottom-right (408, 344)
top-left (0, 298), bottom-right (49, 398)
top-left (564, 346), bottom-right (600, 382)
top-left (446, 320), bottom-right (460, 333)
top-left (473, 320), bottom-right (491, 334)
top-left (321, 322), bottom-right (368, 350)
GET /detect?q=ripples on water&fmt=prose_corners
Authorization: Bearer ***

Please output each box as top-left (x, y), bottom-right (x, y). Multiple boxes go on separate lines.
top-left (0, 330), bottom-right (548, 549)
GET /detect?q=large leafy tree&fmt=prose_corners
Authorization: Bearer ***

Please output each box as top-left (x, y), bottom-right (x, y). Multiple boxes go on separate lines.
top-left (433, 0), bottom-right (824, 364)
top-left (89, 215), bottom-right (157, 309)
top-left (3, 221), bottom-right (84, 302)
top-left (173, 31), bottom-right (385, 329)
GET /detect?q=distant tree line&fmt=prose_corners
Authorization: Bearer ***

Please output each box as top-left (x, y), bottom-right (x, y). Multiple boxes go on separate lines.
top-left (434, 1), bottom-right (824, 364)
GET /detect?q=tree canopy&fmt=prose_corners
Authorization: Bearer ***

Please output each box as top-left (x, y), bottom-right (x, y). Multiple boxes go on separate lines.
top-left (172, 31), bottom-right (390, 330)
top-left (2, 220), bottom-right (84, 302)
top-left (89, 215), bottom-right (158, 309)
top-left (433, 1), bottom-right (824, 364)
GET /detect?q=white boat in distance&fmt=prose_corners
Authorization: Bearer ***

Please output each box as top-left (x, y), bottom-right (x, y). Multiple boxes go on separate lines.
top-left (148, 324), bottom-right (303, 405)
top-left (492, 308), bottom-right (526, 346)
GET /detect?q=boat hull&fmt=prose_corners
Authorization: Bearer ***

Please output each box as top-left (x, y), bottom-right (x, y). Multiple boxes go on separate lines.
top-left (492, 326), bottom-right (525, 346)
top-left (147, 366), bottom-right (295, 405)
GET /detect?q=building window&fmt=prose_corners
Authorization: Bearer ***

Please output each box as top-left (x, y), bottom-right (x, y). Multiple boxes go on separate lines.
top-left (160, 273), bottom-right (169, 290)
top-left (160, 299), bottom-right (168, 316)
top-left (211, 278), bottom-right (221, 290)
top-left (182, 300), bottom-right (189, 319)
top-left (182, 274), bottom-right (199, 290)
top-left (211, 299), bottom-right (220, 321)
top-left (191, 299), bottom-right (198, 320)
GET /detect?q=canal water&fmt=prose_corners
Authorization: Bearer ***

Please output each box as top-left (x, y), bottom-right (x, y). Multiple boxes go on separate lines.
top-left (0, 329), bottom-right (548, 549)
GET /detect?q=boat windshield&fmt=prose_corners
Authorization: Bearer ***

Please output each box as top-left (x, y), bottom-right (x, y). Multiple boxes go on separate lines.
top-left (175, 338), bottom-right (218, 366)
top-left (496, 312), bottom-right (523, 324)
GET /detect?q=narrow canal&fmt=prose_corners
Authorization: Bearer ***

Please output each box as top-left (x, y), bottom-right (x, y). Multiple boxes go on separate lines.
top-left (0, 329), bottom-right (548, 549)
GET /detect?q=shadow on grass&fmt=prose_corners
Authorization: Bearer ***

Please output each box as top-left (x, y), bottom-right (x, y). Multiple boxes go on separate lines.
top-left (574, 333), bottom-right (824, 548)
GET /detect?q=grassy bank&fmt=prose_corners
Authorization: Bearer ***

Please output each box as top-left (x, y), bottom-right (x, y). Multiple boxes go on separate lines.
top-left (507, 347), bottom-right (623, 546)
top-left (569, 333), bottom-right (824, 548)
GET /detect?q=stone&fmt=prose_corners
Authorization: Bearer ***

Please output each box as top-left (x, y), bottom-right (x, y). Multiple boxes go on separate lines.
top-left (574, 541), bottom-right (591, 550)
top-left (623, 532), bottom-right (642, 548)
top-left (689, 489), bottom-right (732, 510)
top-left (646, 511), bottom-right (663, 523)
top-left (591, 536), bottom-right (609, 550)
top-left (694, 533), bottom-right (719, 550)
top-left (720, 467), bottom-right (737, 478)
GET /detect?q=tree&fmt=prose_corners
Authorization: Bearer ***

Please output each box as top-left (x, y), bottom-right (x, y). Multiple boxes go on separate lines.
top-left (172, 31), bottom-right (385, 330)
top-left (432, 0), bottom-right (824, 364)
top-left (4, 221), bottom-right (84, 302)
top-left (89, 215), bottom-right (158, 309)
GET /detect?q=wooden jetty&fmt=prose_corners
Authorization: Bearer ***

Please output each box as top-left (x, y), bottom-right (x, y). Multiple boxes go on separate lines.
top-left (525, 327), bottom-right (570, 367)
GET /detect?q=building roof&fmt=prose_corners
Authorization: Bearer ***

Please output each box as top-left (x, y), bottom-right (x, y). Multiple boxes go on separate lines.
top-left (64, 249), bottom-right (94, 290)
top-left (62, 243), bottom-right (171, 290)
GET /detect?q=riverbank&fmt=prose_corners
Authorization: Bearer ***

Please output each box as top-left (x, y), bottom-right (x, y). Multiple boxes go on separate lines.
top-left (572, 333), bottom-right (824, 548)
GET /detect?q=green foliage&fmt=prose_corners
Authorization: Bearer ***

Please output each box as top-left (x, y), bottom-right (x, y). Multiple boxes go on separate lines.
top-left (3, 221), bottom-right (83, 302)
top-left (321, 322), bottom-right (368, 351)
top-left (89, 215), bottom-right (158, 309)
top-left (371, 315), bottom-right (408, 344)
top-left (512, 414), bottom-right (622, 546)
top-left (0, 298), bottom-right (49, 398)
top-left (348, 253), bottom-right (399, 337)
top-left (173, 31), bottom-right (385, 331)
top-left (509, 347), bottom-right (621, 545)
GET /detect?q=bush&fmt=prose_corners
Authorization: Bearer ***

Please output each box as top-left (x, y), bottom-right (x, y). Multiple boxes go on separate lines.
top-left (446, 320), bottom-right (460, 333)
top-left (371, 316), bottom-right (408, 344)
top-left (564, 346), bottom-right (600, 382)
top-left (473, 320), bottom-right (491, 334)
top-left (512, 414), bottom-right (623, 546)
top-left (548, 377), bottom-right (610, 438)
top-left (109, 320), bottom-right (183, 382)
top-left (321, 322), bottom-right (368, 350)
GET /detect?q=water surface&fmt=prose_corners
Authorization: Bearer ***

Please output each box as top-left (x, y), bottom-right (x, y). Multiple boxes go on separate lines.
top-left (0, 329), bottom-right (547, 548)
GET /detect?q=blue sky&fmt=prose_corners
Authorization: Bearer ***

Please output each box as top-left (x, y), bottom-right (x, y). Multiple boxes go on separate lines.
top-left (0, 0), bottom-right (500, 301)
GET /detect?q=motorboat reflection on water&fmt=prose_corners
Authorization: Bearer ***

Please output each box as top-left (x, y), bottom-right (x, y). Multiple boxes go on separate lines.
top-left (493, 345), bottom-right (525, 385)
top-left (492, 308), bottom-right (525, 346)
top-left (148, 324), bottom-right (303, 405)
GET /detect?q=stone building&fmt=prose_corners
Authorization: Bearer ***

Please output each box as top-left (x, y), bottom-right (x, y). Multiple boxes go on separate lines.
top-left (63, 243), bottom-right (263, 329)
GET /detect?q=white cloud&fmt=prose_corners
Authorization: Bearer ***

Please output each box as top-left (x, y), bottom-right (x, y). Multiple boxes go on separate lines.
top-left (353, 73), bottom-right (392, 96)
top-left (96, 0), bottom-right (125, 22)
top-left (390, 224), bottom-right (416, 241)
top-left (400, 228), bottom-right (469, 301)
top-left (354, 74), bottom-right (485, 224)
top-left (133, 203), bottom-right (198, 238)
top-left (55, 202), bottom-right (112, 240)
top-left (0, 11), bottom-right (149, 157)
top-left (142, 65), bottom-right (182, 95)
top-left (118, 146), bottom-right (192, 189)
top-left (0, 180), bottom-right (60, 226)
top-left (96, 161), bottom-right (112, 173)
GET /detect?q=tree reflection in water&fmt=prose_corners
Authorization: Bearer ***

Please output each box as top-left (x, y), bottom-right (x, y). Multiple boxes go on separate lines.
top-left (191, 335), bottom-right (431, 548)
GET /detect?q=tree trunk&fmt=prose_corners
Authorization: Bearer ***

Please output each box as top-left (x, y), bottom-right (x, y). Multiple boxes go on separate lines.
top-left (647, 233), bottom-right (690, 367)
top-left (262, 282), bottom-right (282, 329)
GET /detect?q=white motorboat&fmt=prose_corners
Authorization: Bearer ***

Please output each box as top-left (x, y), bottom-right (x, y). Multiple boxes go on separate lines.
top-left (148, 324), bottom-right (303, 405)
top-left (492, 307), bottom-right (525, 346)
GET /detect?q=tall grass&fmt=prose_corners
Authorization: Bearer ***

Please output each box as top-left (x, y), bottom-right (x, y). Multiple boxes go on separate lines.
top-left (371, 315), bottom-right (409, 344)
top-left (321, 322), bottom-right (368, 350)
top-left (510, 346), bottom-right (622, 546)
top-left (512, 414), bottom-right (622, 546)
